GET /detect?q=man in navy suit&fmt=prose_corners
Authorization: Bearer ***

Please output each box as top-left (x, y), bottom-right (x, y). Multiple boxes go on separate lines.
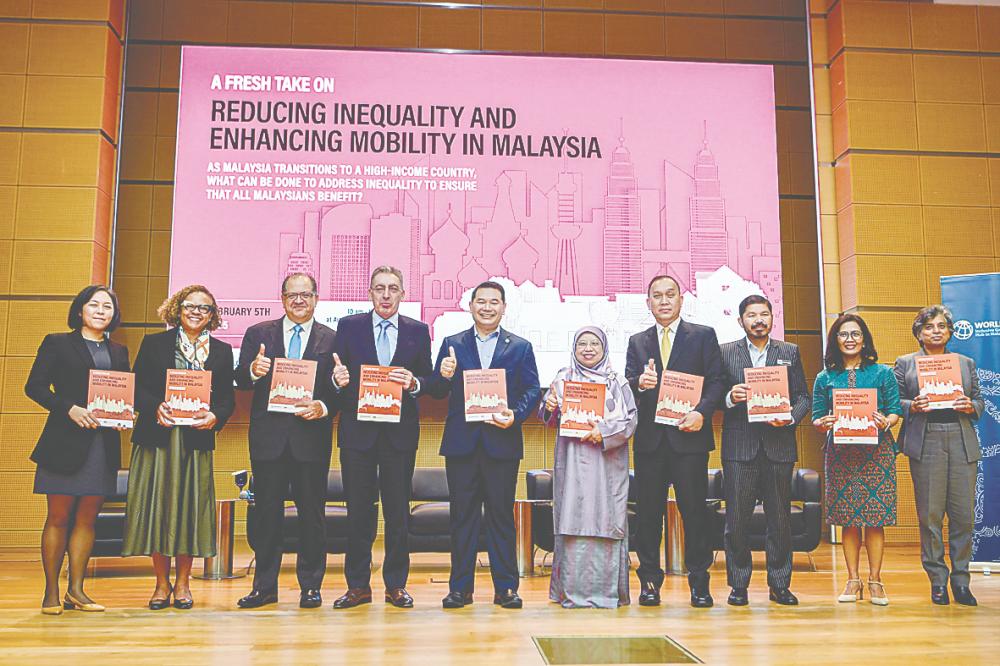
top-left (235, 273), bottom-right (337, 609)
top-left (625, 274), bottom-right (726, 608)
top-left (426, 281), bottom-right (541, 609)
top-left (329, 266), bottom-right (434, 609)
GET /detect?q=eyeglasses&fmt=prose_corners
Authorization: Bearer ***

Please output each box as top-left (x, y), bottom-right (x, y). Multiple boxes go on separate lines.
top-left (181, 302), bottom-right (215, 314)
top-left (837, 330), bottom-right (863, 341)
top-left (283, 291), bottom-right (317, 302)
top-left (575, 340), bottom-right (603, 350)
top-left (371, 285), bottom-right (402, 295)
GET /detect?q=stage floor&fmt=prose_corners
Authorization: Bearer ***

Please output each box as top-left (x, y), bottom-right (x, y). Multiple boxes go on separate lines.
top-left (1, 544), bottom-right (997, 665)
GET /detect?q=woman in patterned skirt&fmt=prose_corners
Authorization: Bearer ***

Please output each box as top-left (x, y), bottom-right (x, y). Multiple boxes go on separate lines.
top-left (812, 314), bottom-right (901, 606)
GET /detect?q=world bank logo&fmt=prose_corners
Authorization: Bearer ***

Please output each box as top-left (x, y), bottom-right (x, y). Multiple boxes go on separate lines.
top-left (953, 320), bottom-right (974, 341)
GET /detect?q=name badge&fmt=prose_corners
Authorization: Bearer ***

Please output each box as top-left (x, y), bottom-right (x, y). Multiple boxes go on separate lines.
top-left (777, 359), bottom-right (791, 366)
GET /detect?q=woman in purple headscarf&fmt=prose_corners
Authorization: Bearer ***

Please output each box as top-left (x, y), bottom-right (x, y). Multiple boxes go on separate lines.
top-left (540, 326), bottom-right (638, 608)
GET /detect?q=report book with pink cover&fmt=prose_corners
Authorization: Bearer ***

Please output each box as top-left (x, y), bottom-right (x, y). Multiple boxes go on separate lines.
top-left (915, 353), bottom-right (964, 410)
top-left (164, 369), bottom-right (212, 426)
top-left (267, 358), bottom-right (317, 413)
top-left (87, 370), bottom-right (135, 428)
top-left (463, 369), bottom-right (507, 422)
top-left (559, 380), bottom-right (606, 438)
top-left (744, 365), bottom-right (791, 422)
top-left (832, 388), bottom-right (878, 445)
top-left (655, 370), bottom-right (704, 426)
top-left (357, 365), bottom-right (403, 423)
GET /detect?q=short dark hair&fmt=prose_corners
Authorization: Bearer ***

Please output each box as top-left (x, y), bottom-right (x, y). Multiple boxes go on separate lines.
top-left (647, 274), bottom-right (680, 296)
top-left (282, 272), bottom-right (317, 294)
top-left (67, 284), bottom-right (121, 333)
top-left (738, 294), bottom-right (772, 317)
top-left (471, 280), bottom-right (505, 303)
top-left (824, 313), bottom-right (878, 371)
top-left (912, 304), bottom-right (954, 345)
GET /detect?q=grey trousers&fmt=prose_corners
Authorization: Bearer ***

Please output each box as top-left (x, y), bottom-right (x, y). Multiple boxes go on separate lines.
top-left (910, 423), bottom-right (977, 588)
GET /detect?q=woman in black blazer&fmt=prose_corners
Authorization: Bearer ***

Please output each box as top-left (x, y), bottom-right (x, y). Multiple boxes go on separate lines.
top-left (25, 285), bottom-right (129, 615)
top-left (121, 285), bottom-right (235, 610)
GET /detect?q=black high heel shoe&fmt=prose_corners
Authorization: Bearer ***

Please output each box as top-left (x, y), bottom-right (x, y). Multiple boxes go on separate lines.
top-left (173, 591), bottom-right (194, 610)
top-left (148, 584), bottom-right (173, 611)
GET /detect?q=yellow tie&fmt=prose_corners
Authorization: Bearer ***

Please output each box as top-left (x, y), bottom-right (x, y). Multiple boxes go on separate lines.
top-left (660, 327), bottom-right (672, 367)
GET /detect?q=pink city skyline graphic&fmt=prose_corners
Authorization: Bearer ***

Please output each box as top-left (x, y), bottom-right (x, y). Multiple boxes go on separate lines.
top-left (277, 122), bottom-right (781, 327)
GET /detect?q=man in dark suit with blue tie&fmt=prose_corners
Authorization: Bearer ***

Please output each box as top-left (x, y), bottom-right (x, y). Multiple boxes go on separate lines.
top-left (719, 294), bottom-right (810, 607)
top-left (235, 273), bottom-right (338, 609)
top-left (329, 266), bottom-right (434, 609)
top-left (626, 274), bottom-right (726, 608)
top-left (426, 281), bottom-right (541, 609)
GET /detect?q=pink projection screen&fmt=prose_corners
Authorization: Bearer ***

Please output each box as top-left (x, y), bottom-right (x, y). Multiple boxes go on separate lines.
top-left (170, 46), bottom-right (783, 380)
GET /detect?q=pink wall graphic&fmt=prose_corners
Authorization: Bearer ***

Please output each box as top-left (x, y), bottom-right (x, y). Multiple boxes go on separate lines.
top-left (171, 47), bottom-right (783, 377)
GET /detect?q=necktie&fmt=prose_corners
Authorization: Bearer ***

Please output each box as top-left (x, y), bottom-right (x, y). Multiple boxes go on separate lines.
top-left (288, 324), bottom-right (303, 360)
top-left (660, 327), bottom-right (672, 367)
top-left (376, 319), bottom-right (392, 366)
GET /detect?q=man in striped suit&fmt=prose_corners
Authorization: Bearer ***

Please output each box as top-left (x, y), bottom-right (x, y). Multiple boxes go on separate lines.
top-left (719, 294), bottom-right (810, 606)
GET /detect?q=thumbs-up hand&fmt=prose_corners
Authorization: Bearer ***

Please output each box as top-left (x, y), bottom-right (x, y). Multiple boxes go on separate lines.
top-left (544, 381), bottom-right (560, 414)
top-left (639, 358), bottom-right (659, 391)
top-left (332, 352), bottom-right (350, 388)
top-left (440, 345), bottom-right (458, 380)
top-left (251, 343), bottom-right (271, 378)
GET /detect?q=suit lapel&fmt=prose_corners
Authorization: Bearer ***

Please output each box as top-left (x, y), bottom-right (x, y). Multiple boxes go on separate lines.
top-left (737, 339), bottom-right (753, 369)
top-left (488, 328), bottom-right (511, 369)
top-left (765, 340), bottom-right (780, 367)
top-left (68, 331), bottom-right (97, 369)
top-left (389, 316), bottom-right (408, 366)
top-left (667, 320), bottom-right (688, 371)
top-left (160, 328), bottom-right (179, 369)
top-left (302, 321), bottom-right (321, 360)
top-left (273, 318), bottom-right (287, 358)
top-left (462, 327), bottom-right (481, 370)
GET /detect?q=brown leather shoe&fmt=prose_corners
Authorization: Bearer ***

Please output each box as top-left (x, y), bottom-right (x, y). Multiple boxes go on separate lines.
top-left (385, 588), bottom-right (414, 608)
top-left (332, 587), bottom-right (372, 609)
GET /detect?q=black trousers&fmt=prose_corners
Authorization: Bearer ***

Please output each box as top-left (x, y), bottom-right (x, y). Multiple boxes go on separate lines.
top-left (634, 444), bottom-right (712, 590)
top-left (445, 448), bottom-right (519, 595)
top-left (250, 448), bottom-right (329, 593)
top-left (340, 435), bottom-right (416, 590)
top-left (723, 451), bottom-right (794, 589)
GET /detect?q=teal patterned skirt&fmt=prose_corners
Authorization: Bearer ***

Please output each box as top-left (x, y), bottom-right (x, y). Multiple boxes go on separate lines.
top-left (824, 432), bottom-right (897, 527)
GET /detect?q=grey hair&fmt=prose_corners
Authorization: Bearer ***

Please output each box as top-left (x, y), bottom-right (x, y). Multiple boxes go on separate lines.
top-left (912, 304), bottom-right (954, 344)
top-left (370, 265), bottom-right (404, 290)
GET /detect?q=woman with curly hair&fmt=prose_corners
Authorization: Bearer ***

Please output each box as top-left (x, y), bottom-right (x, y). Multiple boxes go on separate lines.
top-left (812, 314), bottom-right (901, 606)
top-left (122, 285), bottom-right (235, 610)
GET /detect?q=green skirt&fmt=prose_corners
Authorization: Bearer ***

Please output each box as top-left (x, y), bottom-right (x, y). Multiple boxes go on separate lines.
top-left (121, 428), bottom-right (216, 557)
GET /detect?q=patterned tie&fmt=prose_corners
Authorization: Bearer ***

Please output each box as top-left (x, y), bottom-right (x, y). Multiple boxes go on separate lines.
top-left (376, 319), bottom-right (392, 366)
top-left (288, 324), bottom-right (303, 360)
top-left (660, 327), bottom-right (672, 367)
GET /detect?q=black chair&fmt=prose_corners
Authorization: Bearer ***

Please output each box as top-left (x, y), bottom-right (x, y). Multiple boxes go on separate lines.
top-left (407, 467), bottom-right (486, 553)
top-left (92, 470), bottom-right (130, 557)
top-left (246, 469), bottom-right (358, 555)
top-left (706, 467), bottom-right (823, 555)
top-left (525, 469), bottom-right (639, 554)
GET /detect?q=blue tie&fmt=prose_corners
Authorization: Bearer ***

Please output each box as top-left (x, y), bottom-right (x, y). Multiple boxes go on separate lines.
top-left (376, 319), bottom-right (392, 366)
top-left (288, 324), bottom-right (303, 360)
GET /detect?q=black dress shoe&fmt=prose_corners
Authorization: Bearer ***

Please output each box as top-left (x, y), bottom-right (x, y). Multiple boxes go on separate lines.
top-left (690, 588), bottom-right (714, 608)
top-left (299, 589), bottom-right (322, 609)
top-left (237, 589), bottom-right (278, 609)
top-left (333, 587), bottom-right (372, 609)
top-left (951, 585), bottom-right (977, 607)
top-left (769, 588), bottom-right (799, 606)
top-left (442, 591), bottom-right (474, 608)
top-left (173, 595), bottom-right (194, 610)
top-left (931, 585), bottom-right (950, 605)
top-left (638, 582), bottom-right (661, 607)
top-left (493, 589), bottom-right (523, 609)
top-left (385, 588), bottom-right (414, 608)
top-left (148, 585), bottom-right (173, 611)
top-left (727, 587), bottom-right (749, 606)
